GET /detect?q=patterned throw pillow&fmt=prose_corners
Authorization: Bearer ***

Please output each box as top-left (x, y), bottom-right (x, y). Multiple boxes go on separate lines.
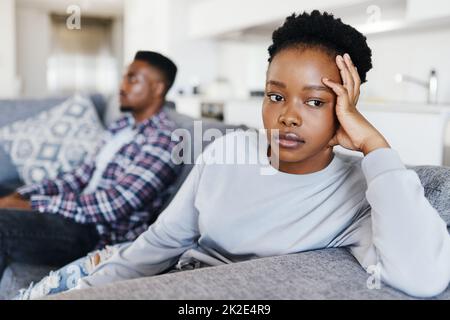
top-left (0, 94), bottom-right (105, 184)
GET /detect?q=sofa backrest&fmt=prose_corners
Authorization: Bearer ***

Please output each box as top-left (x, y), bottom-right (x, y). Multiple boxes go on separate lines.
top-left (154, 106), bottom-right (249, 218)
top-left (412, 165), bottom-right (450, 224)
top-left (0, 93), bottom-right (108, 127)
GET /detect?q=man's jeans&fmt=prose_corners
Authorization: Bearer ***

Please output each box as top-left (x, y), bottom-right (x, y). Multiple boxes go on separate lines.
top-left (14, 243), bottom-right (126, 300)
top-left (13, 243), bottom-right (216, 300)
top-left (0, 209), bottom-right (99, 281)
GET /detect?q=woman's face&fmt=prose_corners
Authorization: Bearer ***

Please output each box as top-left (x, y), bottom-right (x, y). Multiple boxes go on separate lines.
top-left (262, 47), bottom-right (341, 174)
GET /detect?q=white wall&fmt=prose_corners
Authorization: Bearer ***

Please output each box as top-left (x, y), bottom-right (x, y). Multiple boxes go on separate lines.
top-left (122, 0), bottom-right (219, 99)
top-left (123, 0), bottom-right (171, 63)
top-left (217, 40), bottom-right (269, 99)
top-left (167, 0), bottom-right (218, 99)
top-left (209, 18), bottom-right (450, 106)
top-left (16, 5), bottom-right (51, 98)
top-left (111, 16), bottom-right (124, 74)
top-left (363, 27), bottom-right (450, 104)
top-left (188, 0), bottom-right (370, 38)
top-left (406, 0), bottom-right (450, 19)
top-left (0, 0), bottom-right (18, 98)
top-left (16, 3), bottom-right (124, 98)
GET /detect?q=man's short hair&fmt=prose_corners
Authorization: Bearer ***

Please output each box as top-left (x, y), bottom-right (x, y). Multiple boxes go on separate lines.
top-left (134, 51), bottom-right (178, 94)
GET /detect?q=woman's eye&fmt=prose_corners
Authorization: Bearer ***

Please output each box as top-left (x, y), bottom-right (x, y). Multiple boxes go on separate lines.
top-left (268, 94), bottom-right (284, 102)
top-left (306, 100), bottom-right (324, 108)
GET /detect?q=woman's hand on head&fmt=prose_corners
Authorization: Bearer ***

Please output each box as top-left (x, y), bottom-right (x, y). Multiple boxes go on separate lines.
top-left (322, 54), bottom-right (390, 156)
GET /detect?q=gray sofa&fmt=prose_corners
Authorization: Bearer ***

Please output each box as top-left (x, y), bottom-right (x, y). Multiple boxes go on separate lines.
top-left (0, 95), bottom-right (449, 300)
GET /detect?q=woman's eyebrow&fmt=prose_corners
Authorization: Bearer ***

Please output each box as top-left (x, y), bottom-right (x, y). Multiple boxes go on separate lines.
top-left (266, 80), bottom-right (286, 88)
top-left (302, 85), bottom-right (333, 93)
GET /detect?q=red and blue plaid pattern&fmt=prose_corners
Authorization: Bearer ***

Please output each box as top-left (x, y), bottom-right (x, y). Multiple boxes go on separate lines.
top-left (18, 109), bottom-right (180, 248)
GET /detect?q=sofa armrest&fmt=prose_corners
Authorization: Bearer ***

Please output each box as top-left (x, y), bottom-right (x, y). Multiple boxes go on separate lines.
top-left (412, 166), bottom-right (450, 224)
top-left (46, 248), bottom-right (450, 300)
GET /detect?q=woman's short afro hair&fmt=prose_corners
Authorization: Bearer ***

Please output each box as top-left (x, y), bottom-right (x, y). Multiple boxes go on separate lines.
top-left (268, 10), bottom-right (372, 83)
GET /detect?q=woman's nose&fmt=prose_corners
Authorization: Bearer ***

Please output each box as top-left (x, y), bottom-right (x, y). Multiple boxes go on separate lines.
top-left (279, 107), bottom-right (302, 127)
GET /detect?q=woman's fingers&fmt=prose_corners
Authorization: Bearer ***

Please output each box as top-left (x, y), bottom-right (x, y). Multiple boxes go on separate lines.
top-left (343, 53), bottom-right (361, 103)
top-left (336, 55), bottom-right (348, 86)
top-left (322, 77), bottom-right (346, 95)
top-left (322, 77), bottom-right (351, 112)
top-left (336, 55), bottom-right (354, 98)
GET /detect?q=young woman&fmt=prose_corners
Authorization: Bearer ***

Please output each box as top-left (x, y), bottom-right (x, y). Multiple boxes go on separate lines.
top-left (16, 10), bottom-right (450, 299)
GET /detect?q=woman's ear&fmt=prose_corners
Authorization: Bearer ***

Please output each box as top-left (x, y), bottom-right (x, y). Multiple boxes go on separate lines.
top-left (327, 130), bottom-right (339, 148)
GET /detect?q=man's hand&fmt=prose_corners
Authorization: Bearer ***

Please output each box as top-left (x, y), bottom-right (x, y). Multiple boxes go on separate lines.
top-left (322, 53), bottom-right (390, 156)
top-left (0, 192), bottom-right (32, 210)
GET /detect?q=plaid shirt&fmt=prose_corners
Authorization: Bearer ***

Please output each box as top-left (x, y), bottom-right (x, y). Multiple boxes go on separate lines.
top-left (18, 109), bottom-right (180, 248)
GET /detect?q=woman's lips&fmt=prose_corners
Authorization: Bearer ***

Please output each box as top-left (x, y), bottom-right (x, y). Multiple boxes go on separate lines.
top-left (274, 132), bottom-right (305, 149)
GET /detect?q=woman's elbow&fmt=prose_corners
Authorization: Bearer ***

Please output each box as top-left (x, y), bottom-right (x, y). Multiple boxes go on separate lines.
top-left (392, 266), bottom-right (450, 298)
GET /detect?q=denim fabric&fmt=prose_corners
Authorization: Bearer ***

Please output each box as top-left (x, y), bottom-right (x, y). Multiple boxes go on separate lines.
top-left (15, 243), bottom-right (219, 299)
top-left (14, 256), bottom-right (89, 300)
top-left (0, 209), bottom-right (99, 280)
top-left (15, 243), bottom-right (127, 300)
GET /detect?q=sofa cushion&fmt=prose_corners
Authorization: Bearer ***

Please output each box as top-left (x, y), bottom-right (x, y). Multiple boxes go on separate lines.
top-left (413, 166), bottom-right (450, 225)
top-left (46, 248), bottom-right (450, 300)
top-left (0, 94), bottom-right (104, 184)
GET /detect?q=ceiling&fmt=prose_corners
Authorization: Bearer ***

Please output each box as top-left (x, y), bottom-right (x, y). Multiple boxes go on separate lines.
top-left (17, 0), bottom-right (124, 17)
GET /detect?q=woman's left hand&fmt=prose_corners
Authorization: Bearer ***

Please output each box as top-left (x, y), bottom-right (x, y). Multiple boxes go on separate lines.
top-left (322, 53), bottom-right (390, 156)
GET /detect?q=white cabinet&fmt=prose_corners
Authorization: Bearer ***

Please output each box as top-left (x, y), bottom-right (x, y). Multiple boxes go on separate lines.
top-left (359, 104), bottom-right (450, 166)
top-left (174, 96), bottom-right (203, 119)
top-left (223, 98), bottom-right (264, 129)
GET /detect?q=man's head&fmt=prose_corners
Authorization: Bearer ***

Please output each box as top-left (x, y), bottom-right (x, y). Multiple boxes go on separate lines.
top-left (120, 51), bottom-right (177, 120)
top-left (262, 10), bottom-right (372, 173)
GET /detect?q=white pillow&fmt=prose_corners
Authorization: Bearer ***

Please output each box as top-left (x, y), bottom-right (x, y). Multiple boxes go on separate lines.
top-left (0, 94), bottom-right (105, 184)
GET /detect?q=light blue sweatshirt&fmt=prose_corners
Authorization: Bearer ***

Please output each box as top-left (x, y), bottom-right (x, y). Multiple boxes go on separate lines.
top-left (78, 131), bottom-right (450, 297)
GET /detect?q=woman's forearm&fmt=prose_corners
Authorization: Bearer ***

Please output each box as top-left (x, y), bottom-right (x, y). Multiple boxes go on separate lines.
top-left (362, 148), bottom-right (450, 297)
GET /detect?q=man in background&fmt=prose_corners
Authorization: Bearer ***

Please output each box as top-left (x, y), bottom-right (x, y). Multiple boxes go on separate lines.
top-left (0, 51), bottom-right (181, 279)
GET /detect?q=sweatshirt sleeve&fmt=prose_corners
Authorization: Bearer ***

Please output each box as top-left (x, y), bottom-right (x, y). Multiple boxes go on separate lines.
top-left (76, 161), bottom-right (203, 289)
top-left (346, 148), bottom-right (450, 298)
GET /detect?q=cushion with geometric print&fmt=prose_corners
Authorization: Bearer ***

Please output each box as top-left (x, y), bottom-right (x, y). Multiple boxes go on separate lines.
top-left (0, 94), bottom-right (104, 184)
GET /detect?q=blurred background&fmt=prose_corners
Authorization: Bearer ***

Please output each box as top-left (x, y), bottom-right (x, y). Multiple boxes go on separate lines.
top-left (1, 0), bottom-right (450, 165)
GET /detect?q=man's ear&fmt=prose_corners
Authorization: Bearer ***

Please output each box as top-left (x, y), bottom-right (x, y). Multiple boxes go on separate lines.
top-left (153, 81), bottom-right (166, 98)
